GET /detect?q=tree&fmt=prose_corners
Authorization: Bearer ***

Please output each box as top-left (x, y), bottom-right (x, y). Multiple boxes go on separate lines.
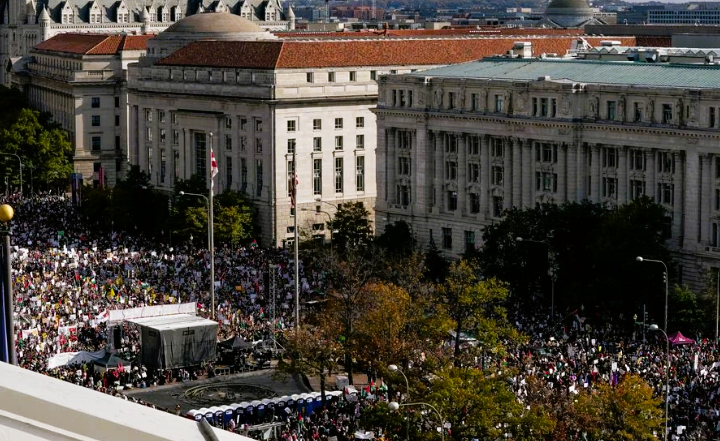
top-left (434, 261), bottom-right (517, 362)
top-left (376, 220), bottom-right (416, 257)
top-left (668, 284), bottom-right (701, 334)
top-left (214, 190), bottom-right (256, 246)
top-left (327, 201), bottom-right (373, 255)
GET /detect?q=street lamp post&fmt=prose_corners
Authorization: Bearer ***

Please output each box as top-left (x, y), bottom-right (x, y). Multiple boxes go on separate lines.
top-left (649, 324), bottom-right (670, 441)
top-left (0, 154), bottom-right (23, 196)
top-left (180, 191), bottom-right (215, 319)
top-left (0, 204), bottom-right (15, 365)
top-left (388, 401), bottom-right (445, 441)
top-left (517, 237), bottom-right (556, 319)
top-left (636, 256), bottom-right (669, 333)
top-left (388, 364), bottom-right (410, 441)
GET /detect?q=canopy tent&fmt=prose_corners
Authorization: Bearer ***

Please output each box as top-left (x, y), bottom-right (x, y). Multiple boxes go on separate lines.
top-left (47, 349), bottom-right (111, 369)
top-left (219, 336), bottom-right (252, 351)
top-left (668, 332), bottom-right (695, 345)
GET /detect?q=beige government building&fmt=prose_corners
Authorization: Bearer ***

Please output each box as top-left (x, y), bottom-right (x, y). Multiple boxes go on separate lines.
top-left (375, 53), bottom-right (720, 291)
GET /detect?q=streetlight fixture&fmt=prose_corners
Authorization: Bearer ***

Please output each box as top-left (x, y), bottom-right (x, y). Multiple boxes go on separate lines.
top-left (648, 323), bottom-right (670, 441)
top-left (636, 256), bottom-right (669, 333)
top-left (388, 401), bottom-right (445, 441)
top-left (0, 204), bottom-right (15, 364)
top-left (389, 364), bottom-right (410, 441)
top-left (517, 237), bottom-right (556, 319)
top-left (180, 190), bottom-right (215, 319)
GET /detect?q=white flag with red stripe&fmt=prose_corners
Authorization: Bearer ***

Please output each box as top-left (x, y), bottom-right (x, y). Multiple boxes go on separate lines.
top-left (210, 148), bottom-right (218, 190)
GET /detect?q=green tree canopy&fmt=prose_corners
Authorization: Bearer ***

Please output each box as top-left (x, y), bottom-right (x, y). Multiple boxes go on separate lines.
top-left (327, 201), bottom-right (373, 256)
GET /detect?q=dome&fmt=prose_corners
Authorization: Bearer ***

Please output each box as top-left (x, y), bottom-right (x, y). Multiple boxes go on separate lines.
top-left (164, 12), bottom-right (263, 34)
top-left (545, 0), bottom-right (593, 12)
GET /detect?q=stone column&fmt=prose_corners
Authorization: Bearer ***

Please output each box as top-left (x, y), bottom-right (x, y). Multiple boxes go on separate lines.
top-left (512, 137), bottom-right (522, 208)
top-left (522, 139), bottom-right (532, 208)
top-left (673, 151), bottom-right (685, 242)
top-left (503, 137), bottom-right (511, 211)
top-left (375, 119), bottom-right (387, 202)
top-left (414, 126), bottom-right (427, 213)
top-left (700, 154), bottom-right (712, 244)
top-left (387, 128), bottom-right (397, 204)
top-left (646, 149), bottom-right (656, 202)
top-left (433, 131), bottom-right (443, 211)
top-left (590, 144), bottom-right (599, 203)
top-left (557, 143), bottom-right (567, 203)
top-left (129, 105), bottom-right (138, 166)
top-left (457, 133), bottom-right (466, 215)
top-left (480, 135), bottom-right (490, 218)
top-left (618, 146), bottom-right (627, 205)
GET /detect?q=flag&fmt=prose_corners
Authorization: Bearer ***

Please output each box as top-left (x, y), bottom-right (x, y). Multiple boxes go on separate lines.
top-left (290, 167), bottom-right (298, 208)
top-left (210, 148), bottom-right (218, 190)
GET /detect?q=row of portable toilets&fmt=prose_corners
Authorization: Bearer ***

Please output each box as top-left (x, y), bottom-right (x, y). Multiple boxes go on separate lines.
top-left (186, 389), bottom-right (357, 428)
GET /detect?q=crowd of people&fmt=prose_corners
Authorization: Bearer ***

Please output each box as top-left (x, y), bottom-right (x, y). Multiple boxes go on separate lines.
top-left (5, 193), bottom-right (720, 440)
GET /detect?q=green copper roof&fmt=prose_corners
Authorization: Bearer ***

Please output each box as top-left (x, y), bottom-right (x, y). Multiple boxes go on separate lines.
top-left (409, 58), bottom-right (720, 89)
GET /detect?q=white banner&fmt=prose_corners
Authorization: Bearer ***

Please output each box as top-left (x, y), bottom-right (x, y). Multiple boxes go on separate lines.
top-left (108, 302), bottom-right (196, 324)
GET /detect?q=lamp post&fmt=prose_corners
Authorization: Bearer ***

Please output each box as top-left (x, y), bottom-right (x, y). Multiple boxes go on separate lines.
top-left (649, 323), bottom-right (670, 441)
top-left (388, 401), bottom-right (444, 441)
top-left (517, 237), bottom-right (556, 319)
top-left (636, 256), bottom-right (669, 333)
top-left (0, 154), bottom-right (22, 196)
top-left (301, 207), bottom-right (333, 256)
top-left (388, 364), bottom-right (410, 441)
top-left (180, 191), bottom-right (215, 319)
top-left (0, 204), bottom-right (15, 364)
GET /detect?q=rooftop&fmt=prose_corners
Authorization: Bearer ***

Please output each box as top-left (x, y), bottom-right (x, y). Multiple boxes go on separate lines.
top-left (34, 33), bottom-right (153, 55)
top-left (408, 57), bottom-right (720, 89)
top-left (156, 36), bottom-right (635, 69)
top-left (164, 12), bottom-right (264, 34)
top-left (127, 313), bottom-right (218, 330)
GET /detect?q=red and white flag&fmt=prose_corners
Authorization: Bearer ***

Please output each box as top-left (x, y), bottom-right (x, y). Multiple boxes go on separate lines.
top-left (210, 148), bottom-right (218, 190)
top-left (290, 170), bottom-right (298, 208)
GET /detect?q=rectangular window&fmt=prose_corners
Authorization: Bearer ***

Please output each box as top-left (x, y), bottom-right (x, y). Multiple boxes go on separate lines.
top-left (160, 129), bottom-right (166, 143)
top-left (447, 191), bottom-right (458, 211)
top-left (535, 172), bottom-right (557, 193)
top-left (634, 102), bottom-right (642, 122)
top-left (328, 71), bottom-right (335, 82)
top-left (662, 104), bottom-right (673, 124)
top-left (287, 120), bottom-right (296, 132)
top-left (468, 137), bottom-right (480, 155)
top-left (171, 112), bottom-right (177, 124)
top-left (630, 150), bottom-right (645, 171)
top-left (91, 97), bottom-right (100, 108)
top-left (714, 223), bottom-right (720, 247)
top-left (716, 157), bottom-right (720, 179)
top-left (541, 98), bottom-right (548, 116)
top-left (448, 92), bottom-right (455, 109)
top-left (397, 184), bottom-right (410, 206)
top-left (241, 158), bottom-right (248, 192)
top-left (91, 136), bottom-right (101, 151)
top-left (659, 152), bottom-right (675, 173)
top-left (551, 98), bottom-right (557, 117)
top-left (494, 94), bottom-right (503, 112)
top-left (607, 101), bottom-right (616, 120)
top-left (445, 135), bottom-right (458, 153)
top-left (537, 143), bottom-right (557, 163)
top-left (491, 138), bottom-right (504, 158)
top-left (469, 193), bottom-right (480, 213)
top-left (491, 166), bottom-right (503, 186)
top-left (399, 157), bottom-right (411, 175)
top-left (160, 149), bottom-right (166, 183)
top-left (240, 136), bottom-right (247, 152)
top-left (335, 118), bottom-right (343, 129)
top-left (445, 161), bottom-right (457, 180)
top-left (603, 147), bottom-right (618, 168)
top-left (630, 179), bottom-right (646, 200)
top-left (715, 189), bottom-right (720, 211)
top-left (256, 159), bottom-right (263, 196)
top-left (349, 71), bottom-right (357, 82)
top-left (468, 163), bottom-right (480, 182)
top-left (115, 97), bottom-right (120, 108)
top-left (335, 136), bottom-right (343, 150)
top-left (464, 231), bottom-right (475, 253)
top-left (356, 135), bottom-right (364, 149)
top-left (256, 138), bottom-right (262, 153)
top-left (442, 227), bottom-right (452, 250)
top-left (711, 107), bottom-right (716, 128)
top-left (658, 183), bottom-right (674, 204)
top-left (493, 196), bottom-right (504, 217)
top-left (115, 115), bottom-right (120, 126)
top-left (255, 119), bottom-right (263, 132)
top-left (148, 148), bottom-right (153, 174)
top-left (356, 156), bottom-right (365, 191)
top-left (91, 115), bottom-right (100, 126)
top-left (313, 137), bottom-right (322, 152)
top-left (225, 116), bottom-right (232, 129)
top-left (532, 97), bottom-right (538, 116)
top-left (224, 156), bottom-right (231, 189)
top-left (335, 157), bottom-right (344, 193)
top-left (307, 72), bottom-right (314, 83)
top-left (313, 159), bottom-right (322, 195)
top-left (356, 117), bottom-right (364, 128)
top-left (194, 132), bottom-right (206, 181)
top-left (313, 119), bottom-right (322, 130)
top-left (602, 177), bottom-right (617, 198)
top-left (240, 118), bottom-right (247, 131)
top-left (225, 135), bottom-right (232, 150)
top-left (471, 93), bottom-right (479, 111)
top-left (370, 70), bottom-right (377, 81)
top-left (146, 127), bottom-right (153, 142)
top-left (287, 138), bottom-right (296, 154)
top-left (115, 135), bottom-right (120, 151)
top-left (158, 111), bottom-right (165, 123)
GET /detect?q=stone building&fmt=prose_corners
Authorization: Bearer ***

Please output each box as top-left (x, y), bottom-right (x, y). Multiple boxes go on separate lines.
top-left (374, 56), bottom-right (720, 292)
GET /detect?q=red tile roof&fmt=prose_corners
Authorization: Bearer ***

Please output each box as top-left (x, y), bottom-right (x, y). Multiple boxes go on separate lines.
top-left (278, 28), bottom-right (588, 39)
top-left (156, 36), bottom-right (636, 69)
top-left (34, 33), bottom-right (151, 55)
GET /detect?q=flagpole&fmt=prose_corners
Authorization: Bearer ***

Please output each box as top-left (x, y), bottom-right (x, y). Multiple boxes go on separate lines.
top-left (293, 149), bottom-right (299, 332)
top-left (209, 133), bottom-right (216, 320)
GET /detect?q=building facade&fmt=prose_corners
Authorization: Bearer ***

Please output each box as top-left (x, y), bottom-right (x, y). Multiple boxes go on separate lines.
top-left (375, 57), bottom-right (720, 292)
